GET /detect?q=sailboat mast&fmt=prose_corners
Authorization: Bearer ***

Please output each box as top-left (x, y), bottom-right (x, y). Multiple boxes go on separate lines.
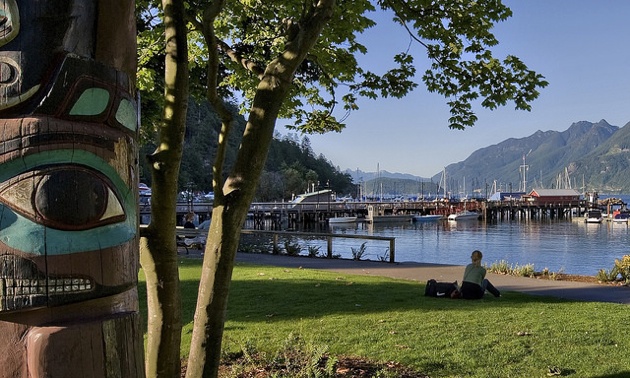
top-left (442, 168), bottom-right (447, 199)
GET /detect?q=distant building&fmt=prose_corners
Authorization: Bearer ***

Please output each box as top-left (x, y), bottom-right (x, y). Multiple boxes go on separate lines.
top-left (525, 189), bottom-right (581, 204)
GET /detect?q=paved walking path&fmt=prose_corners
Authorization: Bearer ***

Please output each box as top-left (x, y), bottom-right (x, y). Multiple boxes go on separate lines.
top-left (235, 253), bottom-right (630, 305)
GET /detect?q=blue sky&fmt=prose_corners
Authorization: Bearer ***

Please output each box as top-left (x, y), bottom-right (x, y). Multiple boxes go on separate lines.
top-left (278, 0), bottom-right (630, 178)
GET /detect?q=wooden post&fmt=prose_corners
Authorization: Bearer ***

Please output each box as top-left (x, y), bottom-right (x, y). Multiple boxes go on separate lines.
top-left (389, 239), bottom-right (396, 263)
top-left (327, 236), bottom-right (333, 258)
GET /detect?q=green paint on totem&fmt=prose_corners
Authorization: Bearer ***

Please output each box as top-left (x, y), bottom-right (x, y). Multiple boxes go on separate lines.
top-left (0, 150), bottom-right (137, 255)
top-left (0, 207), bottom-right (135, 255)
top-left (115, 98), bottom-right (137, 131)
top-left (0, 208), bottom-right (45, 252)
top-left (69, 88), bottom-right (110, 116)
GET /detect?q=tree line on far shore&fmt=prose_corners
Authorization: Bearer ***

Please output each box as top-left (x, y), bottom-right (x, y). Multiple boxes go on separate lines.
top-left (139, 99), bottom-right (355, 201)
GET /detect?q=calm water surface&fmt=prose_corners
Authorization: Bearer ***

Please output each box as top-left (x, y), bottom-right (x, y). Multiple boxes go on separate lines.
top-left (326, 219), bottom-right (629, 276)
top-left (268, 195), bottom-right (630, 276)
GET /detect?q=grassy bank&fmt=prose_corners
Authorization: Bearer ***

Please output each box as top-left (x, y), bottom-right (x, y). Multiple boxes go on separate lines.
top-left (139, 259), bottom-right (630, 377)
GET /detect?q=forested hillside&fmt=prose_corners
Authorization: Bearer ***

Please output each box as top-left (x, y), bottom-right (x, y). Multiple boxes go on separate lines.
top-left (571, 121), bottom-right (630, 192)
top-left (138, 100), bottom-right (354, 201)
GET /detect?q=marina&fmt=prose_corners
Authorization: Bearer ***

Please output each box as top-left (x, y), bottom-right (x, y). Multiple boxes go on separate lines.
top-left (142, 188), bottom-right (629, 277)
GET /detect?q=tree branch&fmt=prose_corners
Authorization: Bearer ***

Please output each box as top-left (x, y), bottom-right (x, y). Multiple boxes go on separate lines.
top-left (215, 38), bottom-right (266, 79)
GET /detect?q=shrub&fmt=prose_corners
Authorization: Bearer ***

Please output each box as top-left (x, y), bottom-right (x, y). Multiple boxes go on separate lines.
top-left (487, 260), bottom-right (512, 275)
top-left (351, 242), bottom-right (368, 261)
top-left (596, 268), bottom-right (618, 283)
top-left (284, 240), bottom-right (302, 256)
top-left (614, 255), bottom-right (630, 282)
top-left (307, 245), bottom-right (321, 258)
top-left (514, 263), bottom-right (535, 278)
top-left (487, 261), bottom-right (558, 279)
top-left (378, 248), bottom-right (390, 262)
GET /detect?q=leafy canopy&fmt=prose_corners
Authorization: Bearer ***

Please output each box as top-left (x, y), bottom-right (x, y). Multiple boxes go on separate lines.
top-left (138, 0), bottom-right (547, 134)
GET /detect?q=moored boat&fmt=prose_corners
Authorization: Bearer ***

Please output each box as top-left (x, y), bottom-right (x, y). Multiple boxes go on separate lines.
top-left (366, 205), bottom-right (413, 223)
top-left (328, 216), bottom-right (358, 224)
top-left (585, 209), bottom-right (603, 223)
top-left (367, 214), bottom-right (413, 223)
top-left (612, 211), bottom-right (630, 223)
top-left (413, 214), bottom-right (443, 222)
top-left (447, 210), bottom-right (479, 221)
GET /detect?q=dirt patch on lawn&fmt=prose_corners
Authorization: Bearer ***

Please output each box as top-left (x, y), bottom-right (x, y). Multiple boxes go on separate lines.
top-left (200, 354), bottom-right (430, 377)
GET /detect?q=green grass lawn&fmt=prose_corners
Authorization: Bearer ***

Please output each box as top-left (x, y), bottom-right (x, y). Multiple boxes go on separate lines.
top-left (139, 258), bottom-right (630, 377)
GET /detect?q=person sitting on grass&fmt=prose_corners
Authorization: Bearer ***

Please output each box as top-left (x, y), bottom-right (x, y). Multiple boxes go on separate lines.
top-left (460, 250), bottom-right (501, 299)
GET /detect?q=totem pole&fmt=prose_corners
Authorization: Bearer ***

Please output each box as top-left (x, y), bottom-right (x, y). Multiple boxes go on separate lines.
top-left (0, 2), bottom-right (143, 377)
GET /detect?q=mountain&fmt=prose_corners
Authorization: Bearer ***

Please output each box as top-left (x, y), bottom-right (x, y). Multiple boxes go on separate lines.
top-left (344, 168), bottom-right (428, 183)
top-left (569, 121), bottom-right (630, 192)
top-left (438, 119), bottom-right (623, 194)
top-left (344, 119), bottom-right (630, 196)
top-left (360, 176), bottom-right (440, 199)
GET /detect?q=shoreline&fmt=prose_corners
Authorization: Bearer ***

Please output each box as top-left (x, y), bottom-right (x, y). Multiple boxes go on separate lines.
top-left (233, 252), bottom-right (630, 304)
top-left (175, 250), bottom-right (630, 304)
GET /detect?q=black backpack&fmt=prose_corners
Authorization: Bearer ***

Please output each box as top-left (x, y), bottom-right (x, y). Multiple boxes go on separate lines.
top-left (424, 279), bottom-right (459, 298)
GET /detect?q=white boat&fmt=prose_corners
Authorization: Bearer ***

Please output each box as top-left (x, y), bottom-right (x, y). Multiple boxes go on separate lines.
top-left (413, 214), bottom-right (443, 222)
top-left (365, 205), bottom-right (412, 223)
top-left (585, 209), bottom-right (603, 223)
top-left (291, 189), bottom-right (334, 208)
top-left (328, 216), bottom-right (357, 224)
top-left (447, 211), bottom-right (479, 221)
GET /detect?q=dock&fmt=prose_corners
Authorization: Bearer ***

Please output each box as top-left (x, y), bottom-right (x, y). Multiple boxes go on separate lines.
top-left (140, 198), bottom-right (596, 229)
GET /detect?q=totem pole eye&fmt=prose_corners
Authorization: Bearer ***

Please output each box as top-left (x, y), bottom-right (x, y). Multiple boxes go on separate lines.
top-left (0, 166), bottom-right (125, 230)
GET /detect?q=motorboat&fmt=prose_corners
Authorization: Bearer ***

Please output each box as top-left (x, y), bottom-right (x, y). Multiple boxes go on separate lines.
top-left (328, 216), bottom-right (358, 224)
top-left (365, 205), bottom-right (413, 223)
top-left (447, 210), bottom-right (479, 221)
top-left (413, 214), bottom-right (443, 222)
top-left (613, 211), bottom-right (630, 223)
top-left (367, 214), bottom-right (413, 223)
top-left (585, 209), bottom-right (603, 223)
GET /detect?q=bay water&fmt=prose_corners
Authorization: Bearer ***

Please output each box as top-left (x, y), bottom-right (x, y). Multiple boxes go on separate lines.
top-left (320, 194), bottom-right (630, 277)
top-left (179, 196), bottom-right (627, 275)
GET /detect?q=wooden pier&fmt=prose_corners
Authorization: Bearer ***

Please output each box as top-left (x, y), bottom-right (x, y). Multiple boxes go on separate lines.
top-left (483, 199), bottom-right (581, 221)
top-left (140, 198), bottom-right (591, 228)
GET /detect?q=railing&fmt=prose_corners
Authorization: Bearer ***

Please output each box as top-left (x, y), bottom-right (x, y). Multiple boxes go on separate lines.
top-left (172, 228), bottom-right (397, 263)
top-left (241, 229), bottom-right (397, 263)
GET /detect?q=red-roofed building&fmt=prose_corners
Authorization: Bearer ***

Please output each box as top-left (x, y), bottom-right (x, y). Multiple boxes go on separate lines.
top-left (525, 189), bottom-right (581, 205)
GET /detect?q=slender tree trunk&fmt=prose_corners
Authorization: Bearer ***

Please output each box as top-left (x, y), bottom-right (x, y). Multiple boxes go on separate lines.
top-left (185, 2), bottom-right (336, 377)
top-left (186, 82), bottom-right (287, 378)
top-left (140, 0), bottom-right (189, 376)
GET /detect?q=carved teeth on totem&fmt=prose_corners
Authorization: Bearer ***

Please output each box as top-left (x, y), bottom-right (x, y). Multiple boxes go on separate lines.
top-left (0, 255), bottom-right (97, 312)
top-left (0, 276), bottom-right (94, 311)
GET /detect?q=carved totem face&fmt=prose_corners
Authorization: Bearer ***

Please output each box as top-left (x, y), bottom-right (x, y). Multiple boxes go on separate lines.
top-left (0, 1), bottom-right (138, 313)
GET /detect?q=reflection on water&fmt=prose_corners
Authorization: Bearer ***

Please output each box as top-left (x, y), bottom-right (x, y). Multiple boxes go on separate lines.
top-left (325, 219), bottom-right (630, 276)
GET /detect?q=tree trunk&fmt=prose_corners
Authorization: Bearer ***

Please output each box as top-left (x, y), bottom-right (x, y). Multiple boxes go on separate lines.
top-left (185, 2), bottom-right (336, 377)
top-left (185, 85), bottom-right (286, 378)
top-left (141, 0), bottom-right (189, 376)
